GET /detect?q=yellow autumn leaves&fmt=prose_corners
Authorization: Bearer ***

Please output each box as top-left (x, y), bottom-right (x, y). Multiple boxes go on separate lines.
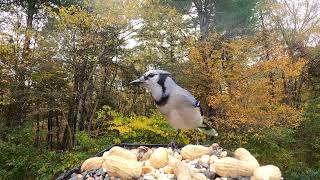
top-left (186, 35), bottom-right (305, 140)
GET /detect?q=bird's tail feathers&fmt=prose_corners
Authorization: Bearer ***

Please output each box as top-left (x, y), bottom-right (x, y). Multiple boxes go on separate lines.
top-left (198, 121), bottom-right (218, 136)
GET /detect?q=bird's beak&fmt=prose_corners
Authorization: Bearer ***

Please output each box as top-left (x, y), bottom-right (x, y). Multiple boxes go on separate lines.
top-left (129, 78), bottom-right (144, 85)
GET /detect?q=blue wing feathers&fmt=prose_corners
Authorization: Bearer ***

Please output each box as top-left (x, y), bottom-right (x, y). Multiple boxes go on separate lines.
top-left (179, 88), bottom-right (204, 116)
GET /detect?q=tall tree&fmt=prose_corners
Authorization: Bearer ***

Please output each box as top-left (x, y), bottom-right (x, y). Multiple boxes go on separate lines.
top-left (0, 0), bottom-right (60, 127)
top-left (165, 0), bottom-right (259, 39)
top-left (268, 0), bottom-right (320, 106)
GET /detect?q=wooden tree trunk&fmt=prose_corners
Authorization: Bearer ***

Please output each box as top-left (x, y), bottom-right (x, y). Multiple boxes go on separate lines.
top-left (34, 114), bottom-right (40, 147)
top-left (87, 99), bottom-right (99, 134)
top-left (87, 66), bottom-right (111, 133)
top-left (193, 0), bottom-right (211, 40)
top-left (9, 3), bottom-right (36, 128)
top-left (259, 8), bottom-right (276, 101)
top-left (47, 100), bottom-right (53, 150)
top-left (55, 113), bottom-right (61, 150)
top-left (62, 101), bottom-right (75, 149)
top-left (73, 47), bottom-right (106, 147)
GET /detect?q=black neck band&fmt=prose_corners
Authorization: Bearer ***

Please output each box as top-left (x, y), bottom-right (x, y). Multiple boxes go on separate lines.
top-left (158, 74), bottom-right (169, 93)
top-left (155, 74), bottom-right (170, 106)
top-left (155, 95), bottom-right (169, 106)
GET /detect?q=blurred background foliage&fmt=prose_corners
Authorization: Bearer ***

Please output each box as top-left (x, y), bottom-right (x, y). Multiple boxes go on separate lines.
top-left (0, 0), bottom-right (320, 179)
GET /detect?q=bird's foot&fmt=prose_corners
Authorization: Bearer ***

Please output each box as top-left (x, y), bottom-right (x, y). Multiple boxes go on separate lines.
top-left (196, 137), bottom-right (199, 145)
top-left (194, 129), bottom-right (200, 145)
top-left (167, 139), bottom-right (178, 151)
top-left (168, 129), bottom-right (181, 151)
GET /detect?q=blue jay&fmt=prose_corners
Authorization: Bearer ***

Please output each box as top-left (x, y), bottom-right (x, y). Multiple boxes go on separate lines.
top-left (130, 70), bottom-right (218, 145)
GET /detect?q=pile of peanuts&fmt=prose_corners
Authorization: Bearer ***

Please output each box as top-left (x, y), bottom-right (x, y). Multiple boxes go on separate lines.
top-left (72, 143), bottom-right (282, 180)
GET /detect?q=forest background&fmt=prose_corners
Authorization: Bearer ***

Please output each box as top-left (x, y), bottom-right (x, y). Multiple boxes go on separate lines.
top-left (0, 0), bottom-right (319, 179)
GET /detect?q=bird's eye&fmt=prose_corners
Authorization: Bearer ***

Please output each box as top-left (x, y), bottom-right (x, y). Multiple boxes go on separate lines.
top-left (147, 74), bottom-right (155, 78)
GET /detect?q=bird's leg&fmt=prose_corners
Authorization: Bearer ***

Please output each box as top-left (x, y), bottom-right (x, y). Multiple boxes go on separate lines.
top-left (168, 129), bottom-right (181, 150)
top-left (193, 129), bottom-right (200, 145)
top-left (195, 130), bottom-right (199, 145)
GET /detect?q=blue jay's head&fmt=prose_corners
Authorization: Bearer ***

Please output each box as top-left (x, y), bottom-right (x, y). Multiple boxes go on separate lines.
top-left (130, 70), bottom-right (171, 89)
top-left (130, 69), bottom-right (175, 102)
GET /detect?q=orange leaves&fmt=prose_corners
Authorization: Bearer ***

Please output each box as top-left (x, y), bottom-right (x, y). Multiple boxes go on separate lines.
top-left (189, 48), bottom-right (202, 62)
top-left (185, 34), bottom-right (305, 137)
top-left (283, 58), bottom-right (307, 78)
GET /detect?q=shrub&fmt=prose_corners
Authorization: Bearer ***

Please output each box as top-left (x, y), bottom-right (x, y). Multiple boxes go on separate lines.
top-left (92, 105), bottom-right (207, 144)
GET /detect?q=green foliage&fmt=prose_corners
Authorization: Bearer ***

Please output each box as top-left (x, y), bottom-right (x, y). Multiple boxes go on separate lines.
top-left (0, 124), bottom-right (64, 179)
top-left (0, 142), bottom-right (95, 180)
top-left (284, 168), bottom-right (320, 180)
top-left (75, 131), bottom-right (114, 154)
top-left (245, 127), bottom-right (298, 170)
top-left (214, 0), bottom-right (259, 36)
top-left (94, 106), bottom-right (206, 145)
top-left (243, 98), bottom-right (320, 179)
top-left (0, 124), bottom-right (113, 179)
top-left (296, 97), bottom-right (320, 168)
